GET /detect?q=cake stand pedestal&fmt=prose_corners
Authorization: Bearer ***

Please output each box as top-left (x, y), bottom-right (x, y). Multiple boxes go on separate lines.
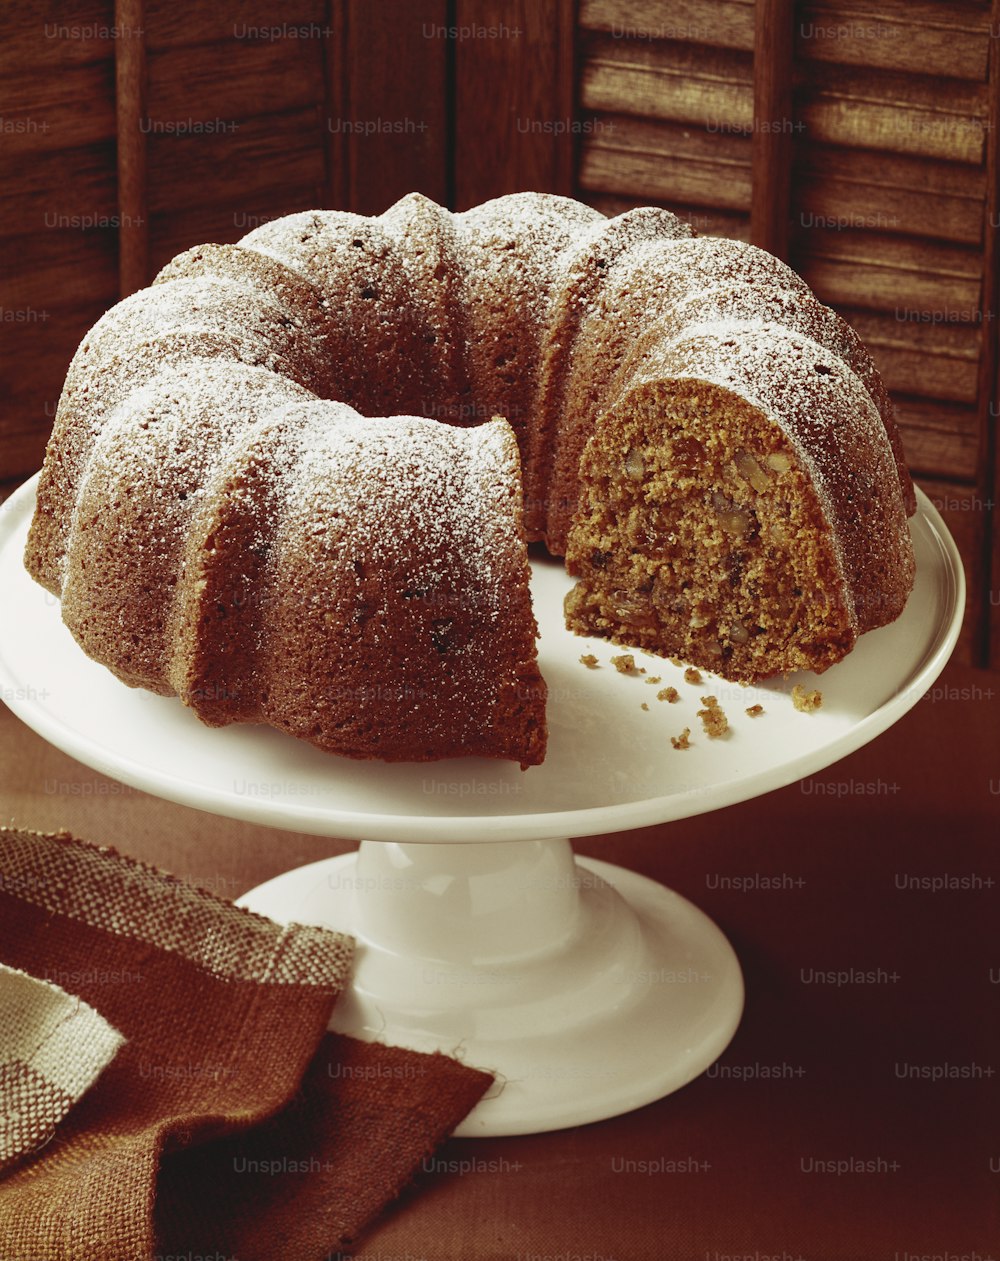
top-left (0, 478), bottom-right (964, 1135)
top-left (238, 837), bottom-right (743, 1135)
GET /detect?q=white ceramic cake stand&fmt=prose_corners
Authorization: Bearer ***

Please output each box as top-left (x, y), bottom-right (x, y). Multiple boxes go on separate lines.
top-left (0, 477), bottom-right (964, 1135)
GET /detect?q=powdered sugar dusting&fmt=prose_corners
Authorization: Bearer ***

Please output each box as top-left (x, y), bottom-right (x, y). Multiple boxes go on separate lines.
top-left (274, 410), bottom-right (511, 608)
top-left (29, 190), bottom-right (914, 761)
top-left (61, 361), bottom-right (315, 687)
top-left (248, 406), bottom-right (536, 751)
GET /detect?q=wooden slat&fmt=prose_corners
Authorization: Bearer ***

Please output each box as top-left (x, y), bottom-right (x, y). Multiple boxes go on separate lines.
top-left (796, 229), bottom-right (982, 286)
top-left (578, 113), bottom-right (752, 209)
top-left (115, 0), bottom-right (148, 296)
top-left (148, 38), bottom-right (323, 124)
top-left (577, 113), bottom-right (746, 167)
top-left (795, 230), bottom-right (982, 316)
top-left (794, 145), bottom-right (986, 245)
top-left (581, 112), bottom-right (752, 166)
top-left (327, 0), bottom-right (448, 214)
top-left (580, 0), bottom-right (992, 81)
top-left (323, 0), bottom-right (347, 207)
top-left (893, 398), bottom-right (981, 482)
top-left (555, 0), bottom-right (577, 197)
top-left (796, 179), bottom-right (983, 247)
top-left (0, 61), bottom-right (116, 157)
top-left (571, 110), bottom-right (966, 243)
top-left (0, 143), bottom-right (118, 239)
top-left (454, 0), bottom-right (576, 208)
top-left (796, 1), bottom-right (991, 80)
top-left (579, 141), bottom-right (752, 210)
top-left (580, 116), bottom-right (988, 242)
top-left (580, 34), bottom-right (753, 128)
top-left (846, 307), bottom-right (982, 404)
top-left (751, 0), bottom-right (794, 258)
top-left (796, 62), bottom-right (989, 164)
top-left (579, 0), bottom-right (754, 51)
top-left (582, 33), bottom-right (989, 163)
top-left (143, 0), bottom-right (326, 53)
top-left (4, 1), bottom-right (122, 70)
top-left (145, 109), bottom-right (325, 216)
top-left (0, 4), bottom-right (119, 481)
top-left (0, 228), bottom-right (118, 311)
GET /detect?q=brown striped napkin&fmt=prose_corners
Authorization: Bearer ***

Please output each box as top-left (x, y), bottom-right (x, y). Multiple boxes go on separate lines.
top-left (0, 828), bottom-right (492, 1260)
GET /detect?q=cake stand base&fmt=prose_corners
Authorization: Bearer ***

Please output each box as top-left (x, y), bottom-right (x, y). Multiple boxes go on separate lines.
top-left (238, 838), bottom-right (744, 1136)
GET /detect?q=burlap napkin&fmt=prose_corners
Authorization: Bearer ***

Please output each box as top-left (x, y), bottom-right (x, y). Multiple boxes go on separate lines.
top-left (0, 961), bottom-right (125, 1174)
top-left (0, 827), bottom-right (493, 1260)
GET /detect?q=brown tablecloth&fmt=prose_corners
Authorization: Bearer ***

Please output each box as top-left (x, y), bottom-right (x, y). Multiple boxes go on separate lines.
top-left (2, 659), bottom-right (998, 1261)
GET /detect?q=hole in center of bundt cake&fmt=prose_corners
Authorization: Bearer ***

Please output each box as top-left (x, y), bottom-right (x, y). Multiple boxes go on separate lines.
top-left (563, 382), bottom-right (855, 682)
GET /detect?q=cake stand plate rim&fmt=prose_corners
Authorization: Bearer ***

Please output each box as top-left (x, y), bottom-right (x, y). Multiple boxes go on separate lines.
top-left (0, 474), bottom-right (964, 842)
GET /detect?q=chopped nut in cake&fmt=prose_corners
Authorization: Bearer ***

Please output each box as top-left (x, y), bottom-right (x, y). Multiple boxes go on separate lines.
top-left (745, 703), bottom-right (765, 717)
top-left (791, 685), bottom-right (823, 712)
top-left (697, 695), bottom-right (729, 738)
top-left (561, 361), bottom-right (915, 692)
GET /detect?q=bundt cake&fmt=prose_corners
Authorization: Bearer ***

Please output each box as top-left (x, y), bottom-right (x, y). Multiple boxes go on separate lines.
top-left (24, 192), bottom-right (916, 764)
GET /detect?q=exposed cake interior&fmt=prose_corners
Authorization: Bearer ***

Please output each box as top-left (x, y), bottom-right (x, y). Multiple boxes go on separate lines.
top-left (564, 380), bottom-right (856, 682)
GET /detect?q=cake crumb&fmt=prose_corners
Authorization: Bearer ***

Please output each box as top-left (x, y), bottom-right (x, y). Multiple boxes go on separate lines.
top-left (669, 657), bottom-right (683, 667)
top-left (670, 727), bottom-right (691, 750)
top-left (791, 685), bottom-right (823, 712)
top-left (645, 675), bottom-right (662, 685)
top-left (611, 653), bottom-right (641, 675)
top-left (745, 704), bottom-right (765, 717)
top-left (684, 667), bottom-right (703, 685)
top-left (579, 653), bottom-right (599, 669)
top-left (697, 695), bottom-right (729, 738)
top-left (658, 686), bottom-right (680, 703)
top-left (641, 702), bottom-right (649, 711)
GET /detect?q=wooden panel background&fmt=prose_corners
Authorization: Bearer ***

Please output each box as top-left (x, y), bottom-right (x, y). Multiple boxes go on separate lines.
top-left (0, 0), bottom-right (997, 667)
